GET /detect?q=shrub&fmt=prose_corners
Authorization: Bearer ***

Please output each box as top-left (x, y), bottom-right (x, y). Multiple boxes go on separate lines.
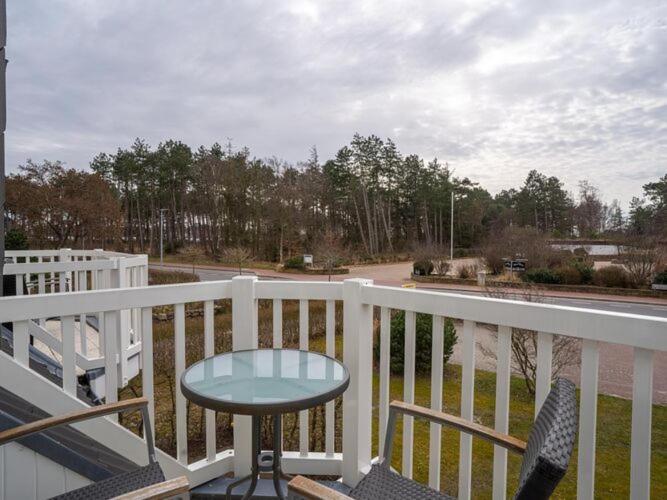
top-left (374, 311), bottom-right (457, 375)
top-left (5, 228), bottom-right (28, 250)
top-left (571, 260), bottom-right (594, 284)
top-left (284, 256), bottom-right (305, 270)
top-left (148, 269), bottom-right (200, 285)
top-left (592, 266), bottom-right (630, 288)
top-left (653, 270), bottom-right (667, 285)
top-left (554, 266), bottom-right (582, 285)
top-left (413, 259), bottom-right (434, 276)
top-left (457, 263), bottom-right (479, 279)
top-left (433, 258), bottom-right (450, 276)
top-left (522, 268), bottom-right (560, 284)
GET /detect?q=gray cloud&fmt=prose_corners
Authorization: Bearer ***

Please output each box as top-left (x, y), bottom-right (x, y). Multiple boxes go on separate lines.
top-left (6, 0), bottom-right (667, 207)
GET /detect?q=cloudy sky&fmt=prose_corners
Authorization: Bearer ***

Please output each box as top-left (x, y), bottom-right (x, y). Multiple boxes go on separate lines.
top-left (7, 0), bottom-right (667, 206)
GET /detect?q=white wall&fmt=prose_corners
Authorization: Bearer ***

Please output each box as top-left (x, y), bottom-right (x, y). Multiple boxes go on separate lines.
top-left (0, 443), bottom-right (90, 500)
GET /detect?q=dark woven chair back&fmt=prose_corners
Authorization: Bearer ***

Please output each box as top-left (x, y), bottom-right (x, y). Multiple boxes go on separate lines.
top-left (514, 378), bottom-right (578, 500)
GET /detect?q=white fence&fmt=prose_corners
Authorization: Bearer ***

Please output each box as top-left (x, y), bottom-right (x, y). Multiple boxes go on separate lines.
top-left (3, 249), bottom-right (148, 389)
top-left (0, 274), bottom-right (665, 499)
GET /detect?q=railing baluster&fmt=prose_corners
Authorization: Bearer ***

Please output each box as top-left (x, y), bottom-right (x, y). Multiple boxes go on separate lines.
top-left (38, 274), bottom-right (46, 326)
top-left (174, 303), bottom-right (187, 464)
top-left (577, 339), bottom-right (599, 500)
top-left (378, 306), bottom-right (391, 460)
top-left (458, 319), bottom-right (475, 500)
top-left (325, 300), bottom-right (336, 457)
top-left (428, 315), bottom-right (444, 490)
top-left (103, 310), bottom-right (119, 420)
top-left (78, 271), bottom-right (88, 356)
top-left (299, 299), bottom-right (309, 456)
top-left (15, 274), bottom-right (23, 295)
top-left (493, 325), bottom-right (512, 500)
top-left (141, 307), bottom-right (155, 437)
top-left (630, 347), bottom-right (654, 499)
top-left (402, 310), bottom-right (416, 478)
top-left (204, 300), bottom-right (216, 462)
top-left (535, 331), bottom-right (553, 417)
top-left (12, 320), bottom-right (29, 366)
top-left (59, 271), bottom-right (67, 293)
top-left (273, 299), bottom-right (282, 348)
top-left (61, 315), bottom-right (76, 395)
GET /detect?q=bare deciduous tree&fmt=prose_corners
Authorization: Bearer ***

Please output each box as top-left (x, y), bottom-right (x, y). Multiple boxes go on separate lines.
top-left (223, 246), bottom-right (252, 275)
top-left (482, 285), bottom-right (580, 395)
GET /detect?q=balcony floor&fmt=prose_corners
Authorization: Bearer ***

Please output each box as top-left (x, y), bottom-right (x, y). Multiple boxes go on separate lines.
top-left (191, 475), bottom-right (351, 499)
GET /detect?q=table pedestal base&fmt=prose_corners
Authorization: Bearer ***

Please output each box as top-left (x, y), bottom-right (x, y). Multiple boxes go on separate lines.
top-left (226, 415), bottom-right (291, 500)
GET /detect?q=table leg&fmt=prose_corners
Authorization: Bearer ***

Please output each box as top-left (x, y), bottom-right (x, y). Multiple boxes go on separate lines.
top-left (226, 416), bottom-right (261, 499)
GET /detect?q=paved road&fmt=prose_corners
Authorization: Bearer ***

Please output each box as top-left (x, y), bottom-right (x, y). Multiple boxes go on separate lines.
top-left (151, 264), bottom-right (667, 317)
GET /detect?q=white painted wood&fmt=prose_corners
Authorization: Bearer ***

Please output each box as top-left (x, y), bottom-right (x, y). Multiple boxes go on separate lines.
top-left (630, 347), bottom-right (654, 499)
top-left (38, 274), bottom-right (46, 327)
top-left (231, 276), bottom-right (258, 476)
top-left (359, 285), bottom-right (667, 351)
top-left (36, 453), bottom-right (66, 499)
top-left (0, 280), bottom-right (233, 322)
top-left (535, 332), bottom-right (553, 417)
top-left (116, 260), bottom-right (131, 387)
top-left (103, 310), bottom-right (119, 412)
top-left (141, 307), bottom-right (155, 437)
top-left (64, 469), bottom-right (90, 493)
top-left (61, 315), bottom-right (76, 396)
top-left (300, 299), bottom-right (309, 456)
top-left (378, 306), bottom-right (391, 461)
top-left (401, 310), bottom-right (416, 479)
top-left (174, 303), bottom-right (188, 465)
top-left (342, 279), bottom-right (374, 487)
top-left (204, 300), bottom-right (216, 462)
top-left (492, 325), bottom-right (512, 500)
top-left (458, 319), bottom-right (475, 500)
top-left (12, 320), bottom-right (29, 366)
top-left (15, 273), bottom-right (23, 295)
top-left (428, 315), bottom-right (444, 490)
top-left (325, 300), bottom-right (336, 457)
top-left (59, 272), bottom-right (67, 293)
top-left (78, 271), bottom-right (88, 356)
top-left (254, 281), bottom-right (342, 300)
top-left (273, 299), bottom-right (283, 348)
top-left (577, 339), bottom-right (599, 500)
top-left (4, 443), bottom-right (36, 500)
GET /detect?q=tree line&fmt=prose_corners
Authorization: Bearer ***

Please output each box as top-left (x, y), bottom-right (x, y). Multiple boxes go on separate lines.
top-left (5, 134), bottom-right (666, 259)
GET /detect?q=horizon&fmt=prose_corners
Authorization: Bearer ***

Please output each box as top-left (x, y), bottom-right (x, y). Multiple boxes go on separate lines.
top-left (7, 0), bottom-right (667, 208)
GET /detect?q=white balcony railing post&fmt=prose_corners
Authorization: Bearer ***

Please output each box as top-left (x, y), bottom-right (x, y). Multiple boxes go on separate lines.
top-left (342, 278), bottom-right (373, 487)
top-left (232, 275), bottom-right (258, 476)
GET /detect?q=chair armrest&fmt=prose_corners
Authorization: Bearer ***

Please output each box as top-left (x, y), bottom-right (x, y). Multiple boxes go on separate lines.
top-left (389, 401), bottom-right (526, 455)
top-left (111, 475), bottom-right (189, 499)
top-left (288, 476), bottom-right (352, 500)
top-left (0, 397), bottom-right (149, 446)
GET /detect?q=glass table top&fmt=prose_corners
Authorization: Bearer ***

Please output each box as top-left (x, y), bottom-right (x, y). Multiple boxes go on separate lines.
top-left (180, 349), bottom-right (349, 415)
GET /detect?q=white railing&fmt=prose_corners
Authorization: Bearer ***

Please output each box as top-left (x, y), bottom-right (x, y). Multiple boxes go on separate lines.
top-left (0, 275), bottom-right (665, 498)
top-left (3, 248), bottom-right (148, 388)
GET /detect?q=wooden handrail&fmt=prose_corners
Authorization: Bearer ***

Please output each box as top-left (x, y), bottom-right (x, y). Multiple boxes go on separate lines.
top-left (0, 397), bottom-right (149, 446)
top-left (112, 476), bottom-right (190, 499)
top-left (288, 475), bottom-right (352, 500)
top-left (390, 400), bottom-right (527, 455)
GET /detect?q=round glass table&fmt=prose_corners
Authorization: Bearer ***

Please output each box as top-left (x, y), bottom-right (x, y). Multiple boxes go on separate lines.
top-left (180, 349), bottom-right (349, 499)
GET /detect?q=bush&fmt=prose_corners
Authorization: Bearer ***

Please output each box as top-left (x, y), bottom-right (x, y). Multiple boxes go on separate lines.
top-left (457, 263), bottom-right (478, 279)
top-left (592, 266), bottom-right (630, 288)
top-left (374, 311), bottom-right (457, 375)
top-left (284, 256), bottom-right (305, 270)
top-left (571, 260), bottom-right (594, 284)
top-left (522, 268), bottom-right (560, 284)
top-left (653, 270), bottom-right (667, 285)
top-left (554, 266), bottom-right (582, 285)
top-left (148, 269), bottom-right (200, 285)
top-left (413, 259), bottom-right (434, 276)
top-left (5, 228), bottom-right (28, 250)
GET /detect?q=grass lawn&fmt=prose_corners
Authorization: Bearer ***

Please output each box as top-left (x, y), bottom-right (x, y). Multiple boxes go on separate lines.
top-left (123, 302), bottom-right (666, 498)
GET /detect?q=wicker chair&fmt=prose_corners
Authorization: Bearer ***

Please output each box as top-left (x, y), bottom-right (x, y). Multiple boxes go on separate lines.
top-left (0, 397), bottom-right (189, 499)
top-left (288, 378), bottom-right (577, 500)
